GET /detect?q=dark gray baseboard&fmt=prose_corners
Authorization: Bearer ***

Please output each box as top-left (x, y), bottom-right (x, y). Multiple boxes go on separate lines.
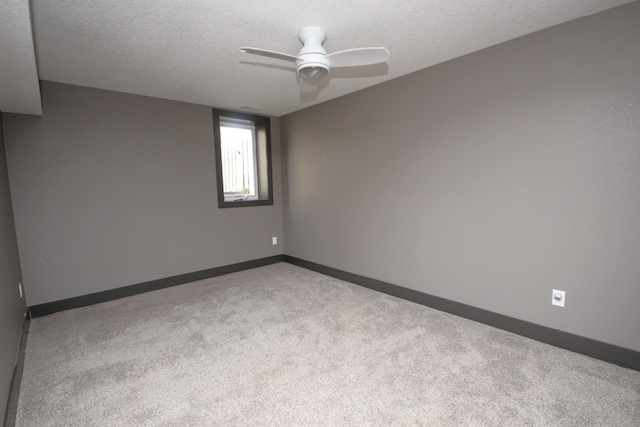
top-left (283, 255), bottom-right (640, 372)
top-left (3, 314), bottom-right (29, 427)
top-left (25, 253), bottom-right (639, 371)
top-left (29, 255), bottom-right (283, 318)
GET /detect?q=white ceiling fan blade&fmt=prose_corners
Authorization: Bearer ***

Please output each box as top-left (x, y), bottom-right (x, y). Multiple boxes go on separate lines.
top-left (239, 47), bottom-right (298, 63)
top-left (326, 47), bottom-right (389, 68)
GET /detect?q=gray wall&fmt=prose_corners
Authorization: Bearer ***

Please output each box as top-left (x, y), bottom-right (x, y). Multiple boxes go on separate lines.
top-left (0, 113), bottom-right (26, 423)
top-left (281, 2), bottom-right (640, 352)
top-left (3, 82), bottom-right (283, 306)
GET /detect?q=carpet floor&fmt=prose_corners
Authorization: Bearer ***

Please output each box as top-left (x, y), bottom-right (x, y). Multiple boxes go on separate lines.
top-left (15, 262), bottom-right (640, 426)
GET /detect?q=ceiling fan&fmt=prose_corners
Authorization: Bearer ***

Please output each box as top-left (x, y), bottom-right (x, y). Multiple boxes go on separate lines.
top-left (240, 27), bottom-right (389, 80)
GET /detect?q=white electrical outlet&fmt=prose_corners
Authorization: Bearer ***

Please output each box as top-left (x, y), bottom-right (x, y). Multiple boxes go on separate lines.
top-left (552, 289), bottom-right (566, 307)
top-left (272, 236), bottom-right (277, 245)
top-left (19, 283), bottom-right (23, 298)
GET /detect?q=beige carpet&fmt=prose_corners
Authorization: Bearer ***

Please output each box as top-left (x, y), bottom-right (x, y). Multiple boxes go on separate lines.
top-left (15, 263), bottom-right (640, 425)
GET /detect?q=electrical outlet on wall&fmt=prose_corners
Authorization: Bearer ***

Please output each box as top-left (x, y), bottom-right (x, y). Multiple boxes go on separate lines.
top-left (19, 283), bottom-right (23, 298)
top-left (272, 236), bottom-right (278, 245)
top-left (552, 289), bottom-right (566, 307)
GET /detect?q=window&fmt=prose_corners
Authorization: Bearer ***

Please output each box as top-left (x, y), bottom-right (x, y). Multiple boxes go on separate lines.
top-left (212, 109), bottom-right (273, 208)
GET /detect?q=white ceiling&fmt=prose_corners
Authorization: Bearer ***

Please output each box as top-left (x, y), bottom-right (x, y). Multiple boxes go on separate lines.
top-left (1, 0), bottom-right (635, 117)
top-left (0, 0), bottom-right (42, 115)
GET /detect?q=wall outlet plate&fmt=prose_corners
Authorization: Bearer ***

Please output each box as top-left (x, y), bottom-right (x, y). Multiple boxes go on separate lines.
top-left (272, 236), bottom-right (277, 245)
top-left (552, 289), bottom-right (566, 307)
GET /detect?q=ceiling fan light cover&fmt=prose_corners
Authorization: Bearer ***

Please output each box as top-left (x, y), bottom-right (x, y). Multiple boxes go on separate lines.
top-left (298, 63), bottom-right (329, 79)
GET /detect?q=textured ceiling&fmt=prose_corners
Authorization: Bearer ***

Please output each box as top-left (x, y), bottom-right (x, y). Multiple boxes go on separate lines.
top-left (1, 0), bottom-right (636, 117)
top-left (0, 0), bottom-right (41, 115)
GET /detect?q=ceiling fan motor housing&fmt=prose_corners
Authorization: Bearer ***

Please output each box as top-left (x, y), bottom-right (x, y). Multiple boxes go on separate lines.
top-left (297, 27), bottom-right (330, 79)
